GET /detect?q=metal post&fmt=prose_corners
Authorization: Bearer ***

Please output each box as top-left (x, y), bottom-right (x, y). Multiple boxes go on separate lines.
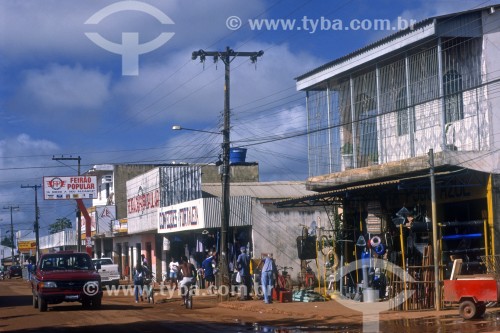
top-left (52, 155), bottom-right (81, 251)
top-left (429, 148), bottom-right (441, 310)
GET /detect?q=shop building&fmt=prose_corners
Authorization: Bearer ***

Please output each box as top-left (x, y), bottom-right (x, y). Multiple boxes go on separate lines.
top-left (286, 5), bottom-right (500, 309)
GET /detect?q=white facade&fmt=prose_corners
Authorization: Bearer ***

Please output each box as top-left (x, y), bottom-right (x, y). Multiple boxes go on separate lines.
top-left (126, 168), bottom-right (160, 234)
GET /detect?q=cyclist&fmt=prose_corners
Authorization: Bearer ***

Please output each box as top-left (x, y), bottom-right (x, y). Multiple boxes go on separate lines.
top-left (178, 256), bottom-right (196, 306)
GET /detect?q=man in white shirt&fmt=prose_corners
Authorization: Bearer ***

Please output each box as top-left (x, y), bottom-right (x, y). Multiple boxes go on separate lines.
top-left (169, 258), bottom-right (179, 290)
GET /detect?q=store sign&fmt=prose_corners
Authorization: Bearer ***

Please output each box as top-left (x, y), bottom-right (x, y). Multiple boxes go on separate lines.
top-left (18, 240), bottom-right (36, 252)
top-left (127, 187), bottom-right (160, 215)
top-left (43, 176), bottom-right (97, 200)
top-left (113, 218), bottom-right (128, 234)
top-left (158, 198), bottom-right (204, 233)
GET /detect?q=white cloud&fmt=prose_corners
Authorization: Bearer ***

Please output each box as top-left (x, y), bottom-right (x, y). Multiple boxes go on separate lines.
top-left (22, 64), bottom-right (111, 110)
top-left (0, 134), bottom-right (63, 227)
top-left (12, 64), bottom-right (111, 127)
top-left (0, 0), bottom-right (267, 65)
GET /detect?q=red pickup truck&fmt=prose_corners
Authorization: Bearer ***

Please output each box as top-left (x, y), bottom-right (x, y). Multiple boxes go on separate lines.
top-left (30, 251), bottom-right (103, 312)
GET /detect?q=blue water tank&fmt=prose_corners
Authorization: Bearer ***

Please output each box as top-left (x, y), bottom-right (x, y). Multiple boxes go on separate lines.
top-left (229, 147), bottom-right (247, 164)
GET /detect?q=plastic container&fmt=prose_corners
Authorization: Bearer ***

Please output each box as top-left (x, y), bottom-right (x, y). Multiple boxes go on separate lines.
top-left (229, 147), bottom-right (247, 164)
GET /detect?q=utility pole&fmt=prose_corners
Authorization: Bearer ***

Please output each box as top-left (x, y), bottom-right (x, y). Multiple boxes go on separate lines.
top-left (21, 184), bottom-right (41, 262)
top-left (429, 149), bottom-right (441, 310)
top-left (52, 155), bottom-right (81, 251)
top-left (3, 205), bottom-right (19, 264)
top-left (192, 47), bottom-right (263, 300)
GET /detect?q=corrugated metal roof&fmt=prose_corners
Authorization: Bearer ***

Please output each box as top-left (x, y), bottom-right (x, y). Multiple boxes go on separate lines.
top-left (295, 5), bottom-right (499, 90)
top-left (201, 181), bottom-right (315, 199)
top-left (274, 179), bottom-right (401, 208)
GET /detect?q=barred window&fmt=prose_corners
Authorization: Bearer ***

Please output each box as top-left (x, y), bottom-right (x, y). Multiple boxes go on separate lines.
top-left (396, 88), bottom-right (408, 136)
top-left (444, 70), bottom-right (463, 123)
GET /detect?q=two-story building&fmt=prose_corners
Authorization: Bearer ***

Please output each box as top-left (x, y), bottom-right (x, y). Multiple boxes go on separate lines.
top-left (282, 5), bottom-right (500, 309)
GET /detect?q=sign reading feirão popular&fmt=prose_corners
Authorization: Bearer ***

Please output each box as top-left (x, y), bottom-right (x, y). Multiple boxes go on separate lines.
top-left (43, 176), bottom-right (97, 200)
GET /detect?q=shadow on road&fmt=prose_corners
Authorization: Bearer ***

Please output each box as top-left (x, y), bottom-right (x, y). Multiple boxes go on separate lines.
top-left (0, 295), bottom-right (32, 308)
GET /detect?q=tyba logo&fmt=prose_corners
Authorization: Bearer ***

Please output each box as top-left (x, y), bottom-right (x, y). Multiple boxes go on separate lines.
top-left (85, 1), bottom-right (175, 76)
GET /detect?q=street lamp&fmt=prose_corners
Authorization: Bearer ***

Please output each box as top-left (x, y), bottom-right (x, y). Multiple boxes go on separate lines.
top-left (172, 124), bottom-right (231, 297)
top-left (171, 125), bottom-right (221, 135)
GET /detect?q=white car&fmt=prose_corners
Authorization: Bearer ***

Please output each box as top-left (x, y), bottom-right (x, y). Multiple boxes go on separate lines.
top-left (92, 258), bottom-right (120, 287)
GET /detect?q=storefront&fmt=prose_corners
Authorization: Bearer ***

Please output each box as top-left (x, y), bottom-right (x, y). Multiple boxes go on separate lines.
top-left (277, 162), bottom-right (496, 309)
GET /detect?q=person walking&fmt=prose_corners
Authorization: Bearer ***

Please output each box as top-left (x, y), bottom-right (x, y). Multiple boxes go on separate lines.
top-left (236, 246), bottom-right (252, 300)
top-left (133, 261), bottom-right (146, 303)
top-left (169, 257), bottom-right (179, 290)
top-left (261, 253), bottom-right (277, 304)
top-left (201, 252), bottom-right (216, 293)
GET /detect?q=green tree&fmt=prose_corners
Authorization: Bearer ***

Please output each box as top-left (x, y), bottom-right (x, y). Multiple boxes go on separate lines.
top-left (49, 217), bottom-right (72, 234)
top-left (1, 236), bottom-right (13, 248)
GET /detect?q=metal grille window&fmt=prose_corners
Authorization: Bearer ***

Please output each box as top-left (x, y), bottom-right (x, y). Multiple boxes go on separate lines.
top-left (444, 70), bottom-right (464, 123)
top-left (396, 88), bottom-right (408, 136)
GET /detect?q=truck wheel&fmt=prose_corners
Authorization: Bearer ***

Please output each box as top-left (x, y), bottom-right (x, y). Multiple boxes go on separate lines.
top-left (32, 295), bottom-right (38, 308)
top-left (92, 297), bottom-right (102, 309)
top-left (82, 299), bottom-right (91, 308)
top-left (38, 297), bottom-right (47, 312)
top-left (459, 300), bottom-right (477, 320)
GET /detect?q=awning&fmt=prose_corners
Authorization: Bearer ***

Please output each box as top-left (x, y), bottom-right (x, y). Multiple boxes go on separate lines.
top-left (274, 179), bottom-right (400, 208)
top-left (274, 167), bottom-right (481, 209)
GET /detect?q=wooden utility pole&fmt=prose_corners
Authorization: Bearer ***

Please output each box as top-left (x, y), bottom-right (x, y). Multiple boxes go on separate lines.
top-left (21, 184), bottom-right (41, 262)
top-left (3, 205), bottom-right (19, 263)
top-left (192, 47), bottom-right (263, 300)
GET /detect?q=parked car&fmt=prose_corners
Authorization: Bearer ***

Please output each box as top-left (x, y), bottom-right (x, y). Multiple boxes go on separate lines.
top-left (92, 257), bottom-right (120, 287)
top-left (7, 265), bottom-right (22, 279)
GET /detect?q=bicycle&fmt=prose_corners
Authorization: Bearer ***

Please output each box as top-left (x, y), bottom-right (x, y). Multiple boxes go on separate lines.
top-left (181, 280), bottom-right (194, 309)
top-left (301, 260), bottom-right (317, 289)
top-left (276, 266), bottom-right (293, 290)
top-left (143, 271), bottom-right (156, 304)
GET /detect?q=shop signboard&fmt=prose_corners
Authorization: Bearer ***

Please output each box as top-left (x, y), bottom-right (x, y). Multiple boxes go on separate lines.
top-left (126, 168), bottom-right (160, 233)
top-left (18, 240), bottom-right (36, 252)
top-left (158, 198), bottom-right (205, 233)
top-left (43, 176), bottom-right (97, 200)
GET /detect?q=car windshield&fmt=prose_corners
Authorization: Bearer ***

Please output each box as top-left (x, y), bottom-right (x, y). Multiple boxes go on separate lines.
top-left (40, 254), bottom-right (92, 271)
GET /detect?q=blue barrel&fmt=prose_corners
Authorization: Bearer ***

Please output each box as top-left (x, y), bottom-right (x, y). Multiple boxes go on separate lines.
top-left (229, 147), bottom-right (247, 164)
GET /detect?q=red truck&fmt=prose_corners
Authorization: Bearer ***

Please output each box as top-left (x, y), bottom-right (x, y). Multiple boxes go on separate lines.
top-left (30, 251), bottom-right (103, 312)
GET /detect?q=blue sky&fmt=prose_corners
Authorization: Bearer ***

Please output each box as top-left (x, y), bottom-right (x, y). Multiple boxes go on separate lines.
top-left (0, 0), bottom-right (496, 235)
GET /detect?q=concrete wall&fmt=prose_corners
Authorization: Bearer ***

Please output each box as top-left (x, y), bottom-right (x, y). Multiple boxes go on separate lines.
top-left (201, 163), bottom-right (259, 183)
top-left (114, 165), bottom-right (159, 219)
top-left (483, 10), bottom-right (500, 153)
top-left (251, 198), bottom-right (331, 282)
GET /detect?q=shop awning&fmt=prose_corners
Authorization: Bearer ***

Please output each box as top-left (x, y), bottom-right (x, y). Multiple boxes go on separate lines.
top-left (274, 179), bottom-right (401, 208)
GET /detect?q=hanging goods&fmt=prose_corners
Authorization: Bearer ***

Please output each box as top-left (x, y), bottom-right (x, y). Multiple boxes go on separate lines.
top-left (356, 235), bottom-right (367, 247)
top-left (297, 235), bottom-right (317, 260)
top-left (373, 243), bottom-right (386, 256)
top-left (370, 236), bottom-right (382, 248)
